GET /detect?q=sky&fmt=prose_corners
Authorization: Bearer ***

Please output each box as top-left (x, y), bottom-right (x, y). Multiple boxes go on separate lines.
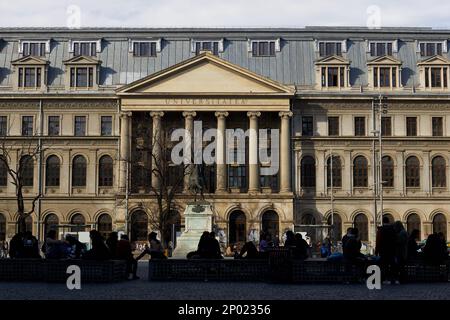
top-left (1, 0), bottom-right (450, 28)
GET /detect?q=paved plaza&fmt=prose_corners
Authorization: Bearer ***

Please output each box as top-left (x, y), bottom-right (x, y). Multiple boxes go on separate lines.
top-left (0, 262), bottom-right (449, 300)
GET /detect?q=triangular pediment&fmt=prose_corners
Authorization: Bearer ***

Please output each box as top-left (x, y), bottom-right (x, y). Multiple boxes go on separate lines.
top-left (418, 55), bottom-right (450, 66)
top-left (63, 55), bottom-right (101, 65)
top-left (315, 55), bottom-right (350, 65)
top-left (367, 55), bottom-right (402, 65)
top-left (117, 52), bottom-right (294, 95)
top-left (11, 55), bottom-right (48, 65)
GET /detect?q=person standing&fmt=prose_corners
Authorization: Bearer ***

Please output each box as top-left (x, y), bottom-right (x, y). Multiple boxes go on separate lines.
top-left (394, 221), bottom-right (408, 284)
top-left (375, 217), bottom-right (397, 284)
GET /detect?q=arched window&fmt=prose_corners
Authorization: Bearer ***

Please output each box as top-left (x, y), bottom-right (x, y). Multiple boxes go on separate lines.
top-left (70, 213), bottom-right (86, 232)
top-left (97, 214), bottom-right (112, 239)
top-left (327, 156), bottom-right (342, 188)
top-left (130, 210), bottom-right (148, 242)
top-left (18, 215), bottom-right (33, 233)
top-left (405, 156), bottom-right (420, 187)
top-left (44, 214), bottom-right (59, 237)
top-left (72, 155), bottom-right (87, 187)
top-left (262, 210), bottom-right (279, 240)
top-left (301, 213), bottom-right (316, 225)
top-left (353, 156), bottom-right (368, 187)
top-left (20, 155), bottom-right (34, 186)
top-left (382, 156), bottom-right (394, 187)
top-left (432, 156), bottom-right (446, 188)
top-left (433, 213), bottom-right (447, 240)
top-left (353, 213), bottom-right (368, 242)
top-left (99, 155), bottom-right (113, 187)
top-left (301, 156), bottom-right (316, 188)
top-left (0, 213), bottom-right (6, 241)
top-left (229, 211), bottom-right (246, 244)
top-left (327, 213), bottom-right (342, 242)
top-left (406, 213), bottom-right (421, 240)
top-left (45, 155), bottom-right (60, 187)
top-left (383, 213), bottom-right (395, 225)
top-left (0, 156), bottom-right (8, 186)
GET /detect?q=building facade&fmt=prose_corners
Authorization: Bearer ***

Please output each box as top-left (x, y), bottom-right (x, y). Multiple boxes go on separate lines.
top-left (0, 27), bottom-right (449, 248)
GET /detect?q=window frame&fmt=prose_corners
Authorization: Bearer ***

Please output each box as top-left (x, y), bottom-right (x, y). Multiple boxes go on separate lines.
top-left (405, 156), bottom-right (421, 188)
top-left (72, 155), bottom-right (87, 187)
top-left (0, 116), bottom-right (7, 136)
top-left (432, 117), bottom-right (444, 137)
top-left (369, 41), bottom-right (394, 56)
top-left (132, 41), bottom-right (157, 57)
top-left (327, 116), bottom-right (340, 136)
top-left (47, 115), bottom-right (60, 136)
top-left (74, 115), bottom-right (87, 137)
top-left (45, 155), bottom-right (60, 187)
top-left (354, 116), bottom-right (366, 136)
top-left (250, 39), bottom-right (279, 57)
top-left (100, 115), bottom-right (113, 136)
top-left (20, 41), bottom-right (49, 57)
top-left (69, 66), bottom-right (94, 88)
top-left (432, 156), bottom-right (447, 188)
top-left (406, 117), bottom-right (418, 137)
top-left (301, 116), bottom-right (314, 136)
top-left (353, 156), bottom-right (368, 188)
top-left (21, 115), bottom-right (34, 136)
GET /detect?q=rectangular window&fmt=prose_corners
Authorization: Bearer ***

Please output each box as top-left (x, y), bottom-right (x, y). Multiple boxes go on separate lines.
top-left (251, 41), bottom-right (276, 57)
top-left (328, 117), bottom-right (339, 136)
top-left (432, 117), bottom-right (443, 136)
top-left (406, 117), bottom-right (417, 136)
top-left (431, 68), bottom-right (442, 87)
top-left (381, 117), bottom-right (392, 136)
top-left (70, 67), bottom-right (94, 88)
top-left (133, 42), bottom-right (157, 57)
top-left (18, 67), bottom-right (42, 88)
top-left (195, 41), bottom-right (220, 55)
top-left (369, 42), bottom-right (393, 56)
top-left (318, 42), bottom-right (342, 56)
top-left (22, 116), bottom-right (34, 136)
top-left (48, 116), bottom-right (60, 136)
top-left (74, 116), bottom-right (86, 136)
top-left (228, 165), bottom-right (247, 189)
top-left (73, 41), bottom-right (97, 56)
top-left (0, 116), bottom-right (7, 136)
top-left (328, 67), bottom-right (339, 87)
top-left (22, 42), bottom-right (46, 56)
top-left (354, 117), bottom-right (366, 136)
top-left (101, 116), bottom-right (112, 136)
top-left (302, 116), bottom-right (313, 136)
top-left (379, 67), bottom-right (391, 87)
top-left (419, 42), bottom-right (444, 56)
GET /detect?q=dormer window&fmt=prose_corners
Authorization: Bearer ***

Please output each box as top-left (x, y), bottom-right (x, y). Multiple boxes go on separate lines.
top-left (249, 39), bottom-right (280, 57)
top-left (317, 40), bottom-right (347, 56)
top-left (368, 41), bottom-right (397, 56)
top-left (19, 40), bottom-right (50, 57)
top-left (11, 56), bottom-right (48, 91)
top-left (129, 39), bottom-right (161, 57)
top-left (63, 56), bottom-right (101, 90)
top-left (418, 41), bottom-right (447, 57)
top-left (192, 40), bottom-right (223, 55)
top-left (367, 56), bottom-right (402, 90)
top-left (69, 40), bottom-right (101, 57)
top-left (315, 56), bottom-right (350, 89)
top-left (417, 56), bottom-right (450, 90)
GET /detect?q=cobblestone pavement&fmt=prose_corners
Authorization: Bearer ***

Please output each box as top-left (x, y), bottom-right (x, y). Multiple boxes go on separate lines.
top-left (0, 262), bottom-right (449, 300)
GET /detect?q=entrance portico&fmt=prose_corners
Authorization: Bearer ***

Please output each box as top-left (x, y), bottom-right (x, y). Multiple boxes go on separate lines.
top-left (116, 51), bottom-right (295, 244)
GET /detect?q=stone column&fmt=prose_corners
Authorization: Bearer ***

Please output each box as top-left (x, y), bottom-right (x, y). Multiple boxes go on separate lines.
top-left (247, 111), bottom-right (261, 193)
top-left (183, 111), bottom-right (196, 192)
top-left (279, 111), bottom-right (293, 193)
top-left (119, 112), bottom-right (132, 193)
top-left (215, 111), bottom-right (228, 193)
top-left (150, 111), bottom-right (164, 190)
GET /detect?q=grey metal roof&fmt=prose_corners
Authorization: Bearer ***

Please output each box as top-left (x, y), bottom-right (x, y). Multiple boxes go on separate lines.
top-left (1, 27), bottom-right (450, 92)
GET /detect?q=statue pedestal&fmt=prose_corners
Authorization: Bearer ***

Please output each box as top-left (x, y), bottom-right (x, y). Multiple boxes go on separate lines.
top-left (172, 202), bottom-right (213, 259)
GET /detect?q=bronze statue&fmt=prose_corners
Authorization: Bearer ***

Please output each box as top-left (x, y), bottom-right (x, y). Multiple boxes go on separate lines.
top-left (188, 164), bottom-right (206, 202)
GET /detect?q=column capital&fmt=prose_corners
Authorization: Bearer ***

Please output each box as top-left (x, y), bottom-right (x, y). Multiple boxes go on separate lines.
top-left (247, 111), bottom-right (261, 119)
top-left (120, 111), bottom-right (132, 118)
top-left (215, 111), bottom-right (229, 118)
top-left (182, 111), bottom-right (197, 118)
top-left (150, 111), bottom-right (164, 118)
top-left (279, 111), bottom-right (293, 119)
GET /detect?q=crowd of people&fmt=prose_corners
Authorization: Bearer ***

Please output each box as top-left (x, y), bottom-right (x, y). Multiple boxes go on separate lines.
top-left (338, 217), bottom-right (449, 284)
top-left (3, 229), bottom-right (169, 280)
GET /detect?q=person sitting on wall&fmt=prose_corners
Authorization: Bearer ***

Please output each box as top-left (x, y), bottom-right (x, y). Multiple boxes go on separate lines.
top-left (20, 231), bottom-right (40, 259)
top-left (117, 234), bottom-right (139, 280)
top-left (65, 234), bottom-right (86, 259)
top-left (106, 232), bottom-right (119, 259)
top-left (236, 241), bottom-right (259, 259)
top-left (135, 232), bottom-right (166, 260)
top-left (187, 231), bottom-right (210, 259)
top-left (284, 230), bottom-right (295, 248)
top-left (43, 230), bottom-right (67, 259)
top-left (83, 230), bottom-right (111, 260)
top-left (206, 231), bottom-right (223, 259)
top-left (423, 233), bottom-right (448, 265)
top-left (343, 228), bottom-right (365, 263)
top-left (9, 232), bottom-right (24, 259)
top-left (292, 233), bottom-right (309, 260)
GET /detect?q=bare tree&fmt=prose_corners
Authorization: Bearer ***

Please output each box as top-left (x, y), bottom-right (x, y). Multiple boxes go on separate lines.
top-left (0, 133), bottom-right (46, 234)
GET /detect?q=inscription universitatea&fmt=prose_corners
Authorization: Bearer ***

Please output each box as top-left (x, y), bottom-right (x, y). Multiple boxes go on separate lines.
top-left (164, 98), bottom-right (248, 105)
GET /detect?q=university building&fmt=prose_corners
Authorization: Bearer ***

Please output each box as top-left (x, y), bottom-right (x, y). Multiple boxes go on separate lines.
top-left (0, 27), bottom-right (449, 249)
